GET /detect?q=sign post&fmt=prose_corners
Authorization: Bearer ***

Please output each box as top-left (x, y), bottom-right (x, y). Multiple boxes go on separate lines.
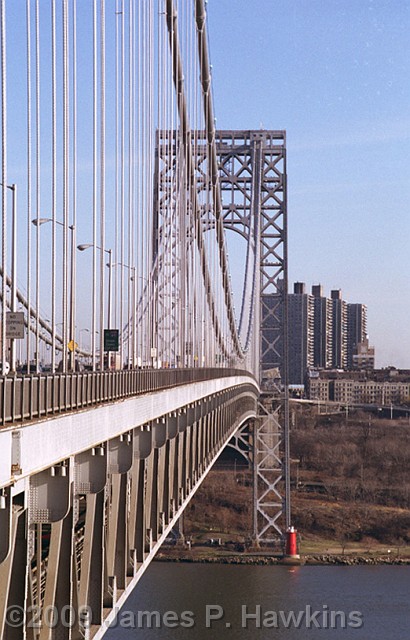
top-left (6, 312), bottom-right (25, 374)
top-left (104, 329), bottom-right (120, 369)
top-left (6, 312), bottom-right (25, 340)
top-left (104, 329), bottom-right (119, 370)
top-left (104, 329), bottom-right (119, 352)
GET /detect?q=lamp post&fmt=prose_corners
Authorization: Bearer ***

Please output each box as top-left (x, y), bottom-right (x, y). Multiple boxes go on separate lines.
top-left (0, 183), bottom-right (17, 374)
top-left (77, 243), bottom-right (112, 369)
top-left (32, 218), bottom-right (76, 372)
top-left (79, 327), bottom-right (90, 351)
top-left (111, 261), bottom-right (137, 368)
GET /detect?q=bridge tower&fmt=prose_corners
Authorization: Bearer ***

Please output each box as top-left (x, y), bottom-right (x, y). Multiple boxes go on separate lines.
top-left (216, 130), bottom-right (291, 544)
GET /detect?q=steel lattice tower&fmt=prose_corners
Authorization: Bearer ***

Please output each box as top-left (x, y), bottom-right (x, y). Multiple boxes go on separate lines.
top-left (155, 128), bottom-right (290, 542)
top-left (216, 130), bottom-right (290, 543)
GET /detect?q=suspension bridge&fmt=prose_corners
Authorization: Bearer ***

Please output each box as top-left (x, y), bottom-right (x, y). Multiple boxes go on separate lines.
top-left (0, 1), bottom-right (290, 638)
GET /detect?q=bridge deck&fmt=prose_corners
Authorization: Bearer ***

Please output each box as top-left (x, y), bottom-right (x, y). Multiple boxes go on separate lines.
top-left (0, 369), bottom-right (258, 489)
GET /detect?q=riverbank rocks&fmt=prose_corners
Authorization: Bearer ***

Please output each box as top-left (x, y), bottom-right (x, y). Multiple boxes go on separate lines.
top-left (304, 555), bottom-right (409, 565)
top-left (155, 552), bottom-right (410, 566)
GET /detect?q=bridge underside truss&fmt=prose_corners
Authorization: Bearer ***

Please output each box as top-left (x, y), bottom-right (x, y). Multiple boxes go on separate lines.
top-left (0, 384), bottom-right (257, 639)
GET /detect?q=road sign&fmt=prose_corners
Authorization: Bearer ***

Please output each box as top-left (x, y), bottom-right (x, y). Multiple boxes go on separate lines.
top-left (6, 312), bottom-right (25, 339)
top-left (104, 329), bottom-right (119, 352)
top-left (67, 340), bottom-right (78, 352)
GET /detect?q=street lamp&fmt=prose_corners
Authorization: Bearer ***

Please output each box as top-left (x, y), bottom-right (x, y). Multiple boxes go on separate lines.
top-left (79, 327), bottom-right (90, 350)
top-left (77, 243), bottom-right (112, 370)
top-left (0, 183), bottom-right (17, 374)
top-left (111, 261), bottom-right (137, 368)
top-left (77, 244), bottom-right (112, 329)
top-left (32, 217), bottom-right (76, 372)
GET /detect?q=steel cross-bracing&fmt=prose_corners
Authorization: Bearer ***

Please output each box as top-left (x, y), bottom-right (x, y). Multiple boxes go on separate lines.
top-left (214, 130), bottom-right (290, 542)
top-left (155, 125), bottom-right (291, 543)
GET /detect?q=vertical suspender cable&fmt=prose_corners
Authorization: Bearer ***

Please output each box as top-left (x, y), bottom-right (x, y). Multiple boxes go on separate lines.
top-left (158, 1), bottom-right (164, 361)
top-left (120, 1), bottom-right (124, 366)
top-left (62, 0), bottom-right (69, 373)
top-left (146, 0), bottom-right (151, 365)
top-left (114, 0), bottom-right (120, 333)
top-left (35, 0), bottom-right (41, 372)
top-left (71, 0), bottom-right (77, 370)
top-left (100, 0), bottom-right (106, 363)
top-left (0, 0), bottom-right (7, 375)
top-left (184, 2), bottom-right (189, 364)
top-left (138, 0), bottom-right (144, 362)
top-left (26, 0), bottom-right (32, 369)
top-left (136, 0), bottom-right (141, 364)
top-left (51, 0), bottom-right (57, 372)
top-left (142, 0), bottom-right (148, 359)
top-left (146, 0), bottom-right (151, 364)
top-left (148, 0), bottom-right (153, 365)
top-left (132, 0), bottom-right (138, 367)
top-left (92, 0), bottom-right (98, 370)
top-left (127, 0), bottom-right (133, 367)
top-left (169, 0), bottom-right (175, 367)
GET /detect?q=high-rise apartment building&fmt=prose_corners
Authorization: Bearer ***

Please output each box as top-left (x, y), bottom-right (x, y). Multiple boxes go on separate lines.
top-left (352, 337), bottom-right (375, 370)
top-left (287, 282), bottom-right (374, 381)
top-left (288, 282), bottom-right (314, 384)
top-left (331, 289), bottom-right (347, 369)
top-left (311, 284), bottom-right (333, 369)
top-left (347, 303), bottom-right (368, 369)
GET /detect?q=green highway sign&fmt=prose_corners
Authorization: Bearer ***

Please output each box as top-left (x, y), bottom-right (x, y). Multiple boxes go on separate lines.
top-left (104, 329), bottom-right (119, 352)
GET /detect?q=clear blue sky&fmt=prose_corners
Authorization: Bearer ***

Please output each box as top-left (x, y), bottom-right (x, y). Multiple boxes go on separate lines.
top-left (207, 0), bottom-right (410, 368)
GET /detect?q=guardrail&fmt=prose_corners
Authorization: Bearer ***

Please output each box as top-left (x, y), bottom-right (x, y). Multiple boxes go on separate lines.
top-left (0, 367), bottom-right (256, 428)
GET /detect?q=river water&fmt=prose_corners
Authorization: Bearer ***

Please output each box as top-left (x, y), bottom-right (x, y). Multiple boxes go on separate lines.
top-left (104, 563), bottom-right (409, 639)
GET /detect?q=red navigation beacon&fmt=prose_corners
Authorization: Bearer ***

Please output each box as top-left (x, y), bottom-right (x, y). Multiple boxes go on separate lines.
top-left (285, 526), bottom-right (299, 557)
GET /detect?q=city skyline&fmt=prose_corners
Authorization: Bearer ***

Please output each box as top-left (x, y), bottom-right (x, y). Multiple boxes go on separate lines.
top-left (286, 280), bottom-right (375, 384)
top-left (207, 0), bottom-right (410, 369)
top-left (1, 1), bottom-right (408, 370)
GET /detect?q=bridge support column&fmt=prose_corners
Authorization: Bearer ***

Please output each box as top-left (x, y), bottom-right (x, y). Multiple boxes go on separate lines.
top-left (203, 410), bottom-right (210, 467)
top-left (105, 472), bottom-right (128, 600)
top-left (73, 446), bottom-right (108, 633)
top-left (145, 448), bottom-right (159, 547)
top-left (157, 445), bottom-right (167, 535)
top-left (168, 437), bottom-right (177, 519)
top-left (104, 433), bottom-right (134, 600)
top-left (128, 458), bottom-right (146, 568)
top-left (160, 440), bottom-right (171, 526)
top-left (0, 506), bottom-right (27, 640)
top-left (253, 399), bottom-right (284, 544)
top-left (39, 510), bottom-right (74, 640)
top-left (185, 425), bottom-right (193, 494)
top-left (25, 463), bottom-right (73, 639)
top-left (77, 491), bottom-right (104, 628)
top-left (165, 412), bottom-right (178, 521)
top-left (177, 432), bottom-right (186, 506)
top-left (129, 425), bottom-right (153, 564)
top-left (191, 419), bottom-right (199, 483)
top-left (152, 418), bottom-right (168, 539)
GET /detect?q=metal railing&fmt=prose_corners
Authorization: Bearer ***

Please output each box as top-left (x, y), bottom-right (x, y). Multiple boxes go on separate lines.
top-left (0, 368), bottom-right (256, 428)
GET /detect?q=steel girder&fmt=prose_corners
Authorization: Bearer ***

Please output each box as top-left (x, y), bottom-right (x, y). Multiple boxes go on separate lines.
top-left (0, 386), bottom-right (257, 639)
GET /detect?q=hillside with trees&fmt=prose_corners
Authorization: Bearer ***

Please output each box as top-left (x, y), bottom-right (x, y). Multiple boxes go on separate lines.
top-left (169, 407), bottom-right (410, 556)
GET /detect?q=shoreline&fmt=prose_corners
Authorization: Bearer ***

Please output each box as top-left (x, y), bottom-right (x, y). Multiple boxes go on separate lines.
top-left (155, 552), bottom-right (410, 566)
